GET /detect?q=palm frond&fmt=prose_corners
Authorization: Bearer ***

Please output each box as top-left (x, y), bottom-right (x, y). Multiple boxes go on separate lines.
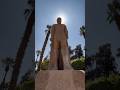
top-left (1, 57), bottom-right (15, 68)
top-left (24, 9), bottom-right (30, 20)
top-left (28, 0), bottom-right (35, 8)
top-left (80, 25), bottom-right (86, 38)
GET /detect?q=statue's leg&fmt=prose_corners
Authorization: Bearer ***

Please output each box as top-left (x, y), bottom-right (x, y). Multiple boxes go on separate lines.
top-left (48, 40), bottom-right (59, 70)
top-left (61, 40), bottom-right (73, 70)
top-left (48, 50), bottom-right (57, 70)
top-left (57, 45), bottom-right (64, 70)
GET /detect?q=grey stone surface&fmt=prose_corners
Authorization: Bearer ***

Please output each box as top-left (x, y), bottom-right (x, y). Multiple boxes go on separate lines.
top-left (35, 70), bottom-right (85, 90)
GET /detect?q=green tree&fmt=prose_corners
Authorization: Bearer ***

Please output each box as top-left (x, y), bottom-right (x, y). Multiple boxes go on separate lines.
top-left (8, 0), bottom-right (35, 89)
top-left (116, 48), bottom-right (120, 57)
top-left (85, 55), bottom-right (95, 70)
top-left (74, 44), bottom-right (83, 58)
top-left (70, 44), bottom-right (83, 60)
top-left (68, 46), bottom-right (74, 58)
top-left (0, 57), bottom-right (14, 89)
top-left (86, 74), bottom-right (120, 90)
top-left (40, 60), bottom-right (49, 70)
top-left (107, 0), bottom-right (120, 31)
top-left (95, 43), bottom-right (117, 77)
top-left (71, 56), bottom-right (85, 70)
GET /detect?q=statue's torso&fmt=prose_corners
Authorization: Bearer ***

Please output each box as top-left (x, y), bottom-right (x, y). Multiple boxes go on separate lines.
top-left (53, 24), bottom-right (67, 41)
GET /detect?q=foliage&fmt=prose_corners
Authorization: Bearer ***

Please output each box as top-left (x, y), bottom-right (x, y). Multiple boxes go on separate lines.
top-left (86, 43), bottom-right (118, 80)
top-left (71, 56), bottom-right (85, 70)
top-left (70, 44), bottom-right (83, 60)
top-left (107, 0), bottom-right (120, 24)
top-left (16, 79), bottom-right (34, 90)
top-left (40, 60), bottom-right (49, 70)
top-left (80, 25), bottom-right (86, 38)
top-left (74, 44), bottom-right (83, 58)
top-left (40, 56), bottom-right (85, 70)
top-left (1, 57), bottom-right (15, 68)
top-left (107, 0), bottom-right (120, 32)
top-left (36, 50), bottom-right (41, 61)
top-left (116, 48), bottom-right (120, 57)
top-left (20, 70), bottom-right (34, 84)
top-left (16, 69), bottom-right (34, 90)
top-left (68, 46), bottom-right (74, 56)
top-left (86, 74), bottom-right (120, 90)
top-left (95, 43), bottom-right (117, 77)
top-left (0, 57), bottom-right (14, 89)
top-left (85, 55), bottom-right (95, 70)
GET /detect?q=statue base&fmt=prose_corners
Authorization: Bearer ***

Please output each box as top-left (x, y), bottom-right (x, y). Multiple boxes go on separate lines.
top-left (35, 70), bottom-right (85, 90)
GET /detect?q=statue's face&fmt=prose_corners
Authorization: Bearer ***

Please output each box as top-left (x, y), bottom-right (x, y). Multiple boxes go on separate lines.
top-left (57, 18), bottom-right (62, 24)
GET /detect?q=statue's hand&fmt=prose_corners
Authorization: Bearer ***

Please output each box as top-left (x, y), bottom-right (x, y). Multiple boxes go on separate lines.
top-left (50, 38), bottom-right (53, 42)
top-left (66, 36), bottom-right (68, 39)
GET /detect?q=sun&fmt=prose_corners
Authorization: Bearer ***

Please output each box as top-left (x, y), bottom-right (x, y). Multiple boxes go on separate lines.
top-left (55, 14), bottom-right (66, 24)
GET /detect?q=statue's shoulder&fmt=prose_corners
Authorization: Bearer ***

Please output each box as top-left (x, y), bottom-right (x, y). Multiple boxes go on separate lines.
top-left (51, 24), bottom-right (56, 30)
top-left (62, 24), bottom-right (66, 27)
top-left (52, 24), bottom-right (57, 26)
top-left (51, 24), bottom-right (56, 29)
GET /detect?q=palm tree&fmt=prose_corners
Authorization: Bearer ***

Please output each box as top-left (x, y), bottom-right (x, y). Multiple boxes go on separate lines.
top-left (36, 50), bottom-right (41, 61)
top-left (80, 25), bottom-right (86, 39)
top-left (37, 25), bottom-right (51, 71)
top-left (107, 0), bottom-right (120, 31)
top-left (80, 25), bottom-right (86, 52)
top-left (116, 48), bottom-right (120, 57)
top-left (0, 57), bottom-right (14, 89)
top-left (8, 0), bottom-right (35, 90)
top-left (35, 50), bottom-right (41, 71)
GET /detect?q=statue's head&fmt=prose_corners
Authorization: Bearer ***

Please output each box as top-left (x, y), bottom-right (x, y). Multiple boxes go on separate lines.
top-left (57, 17), bottom-right (62, 24)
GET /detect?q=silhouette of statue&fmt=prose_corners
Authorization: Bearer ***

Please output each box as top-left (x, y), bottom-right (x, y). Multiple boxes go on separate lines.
top-left (48, 17), bottom-right (72, 70)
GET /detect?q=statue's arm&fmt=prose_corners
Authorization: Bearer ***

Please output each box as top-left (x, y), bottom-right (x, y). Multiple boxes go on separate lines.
top-left (50, 25), bottom-right (55, 41)
top-left (64, 25), bottom-right (68, 39)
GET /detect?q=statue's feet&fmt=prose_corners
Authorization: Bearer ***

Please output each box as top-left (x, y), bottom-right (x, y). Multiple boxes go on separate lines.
top-left (63, 64), bottom-right (73, 70)
top-left (48, 64), bottom-right (58, 70)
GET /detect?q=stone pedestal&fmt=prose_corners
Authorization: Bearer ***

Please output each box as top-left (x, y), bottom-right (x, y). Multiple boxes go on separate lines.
top-left (35, 70), bottom-right (85, 90)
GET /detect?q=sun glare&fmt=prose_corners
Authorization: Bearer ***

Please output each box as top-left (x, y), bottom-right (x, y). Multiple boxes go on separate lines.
top-left (55, 13), bottom-right (66, 24)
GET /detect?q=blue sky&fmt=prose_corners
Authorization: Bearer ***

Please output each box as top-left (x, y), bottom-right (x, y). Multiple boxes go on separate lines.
top-left (35, 0), bottom-right (85, 59)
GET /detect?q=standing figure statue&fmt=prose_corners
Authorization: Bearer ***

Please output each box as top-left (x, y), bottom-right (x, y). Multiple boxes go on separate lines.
top-left (48, 17), bottom-right (72, 70)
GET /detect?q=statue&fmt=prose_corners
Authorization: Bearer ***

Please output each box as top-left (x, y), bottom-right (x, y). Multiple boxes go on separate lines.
top-left (48, 17), bottom-right (72, 70)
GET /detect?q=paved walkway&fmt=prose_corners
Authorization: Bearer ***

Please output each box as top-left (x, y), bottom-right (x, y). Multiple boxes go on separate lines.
top-left (35, 70), bottom-right (85, 90)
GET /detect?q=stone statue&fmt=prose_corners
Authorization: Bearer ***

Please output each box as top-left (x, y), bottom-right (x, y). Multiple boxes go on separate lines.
top-left (48, 17), bottom-right (72, 70)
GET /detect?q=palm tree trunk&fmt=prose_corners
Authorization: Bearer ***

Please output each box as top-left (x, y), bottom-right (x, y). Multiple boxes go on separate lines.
top-left (0, 69), bottom-right (8, 89)
top-left (37, 29), bottom-right (50, 71)
top-left (2, 66), bottom-right (9, 84)
top-left (114, 13), bottom-right (120, 31)
top-left (8, 10), bottom-right (35, 90)
top-left (83, 32), bottom-right (85, 39)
